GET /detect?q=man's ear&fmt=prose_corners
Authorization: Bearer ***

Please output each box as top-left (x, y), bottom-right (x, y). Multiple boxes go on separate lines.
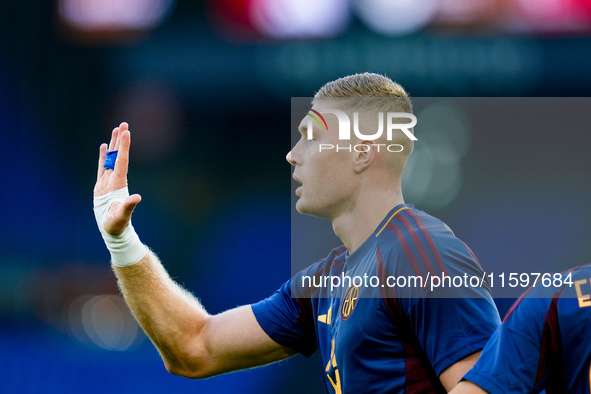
top-left (353, 141), bottom-right (377, 173)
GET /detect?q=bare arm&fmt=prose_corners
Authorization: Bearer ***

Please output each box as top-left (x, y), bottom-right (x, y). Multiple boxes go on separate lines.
top-left (114, 251), bottom-right (295, 378)
top-left (439, 351), bottom-right (481, 392)
top-left (94, 124), bottom-right (295, 378)
top-left (448, 380), bottom-right (488, 394)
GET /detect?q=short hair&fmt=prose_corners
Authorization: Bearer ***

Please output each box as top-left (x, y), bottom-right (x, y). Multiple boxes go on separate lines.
top-left (313, 72), bottom-right (412, 115)
top-left (313, 73), bottom-right (415, 170)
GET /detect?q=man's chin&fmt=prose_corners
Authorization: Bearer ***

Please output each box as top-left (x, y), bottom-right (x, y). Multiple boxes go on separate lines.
top-left (295, 199), bottom-right (326, 219)
top-left (295, 199), bottom-right (307, 214)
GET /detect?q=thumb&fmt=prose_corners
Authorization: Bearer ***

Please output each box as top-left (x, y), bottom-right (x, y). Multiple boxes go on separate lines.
top-left (122, 194), bottom-right (142, 219)
top-left (103, 194), bottom-right (142, 236)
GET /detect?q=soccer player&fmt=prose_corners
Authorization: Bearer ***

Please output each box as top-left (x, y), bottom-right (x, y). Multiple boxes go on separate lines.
top-left (450, 265), bottom-right (591, 394)
top-left (93, 73), bottom-right (500, 393)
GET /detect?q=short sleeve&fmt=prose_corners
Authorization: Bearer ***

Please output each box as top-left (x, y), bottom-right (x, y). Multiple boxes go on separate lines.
top-left (251, 279), bottom-right (318, 357)
top-left (382, 218), bottom-right (502, 376)
top-left (408, 296), bottom-right (501, 376)
top-left (463, 296), bottom-right (552, 394)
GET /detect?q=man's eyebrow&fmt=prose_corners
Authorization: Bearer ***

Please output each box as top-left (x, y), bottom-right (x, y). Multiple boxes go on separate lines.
top-left (298, 121), bottom-right (321, 137)
top-left (298, 123), bottom-right (311, 137)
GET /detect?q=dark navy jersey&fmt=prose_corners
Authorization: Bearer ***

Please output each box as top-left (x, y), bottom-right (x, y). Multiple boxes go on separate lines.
top-left (252, 204), bottom-right (501, 393)
top-left (464, 264), bottom-right (591, 394)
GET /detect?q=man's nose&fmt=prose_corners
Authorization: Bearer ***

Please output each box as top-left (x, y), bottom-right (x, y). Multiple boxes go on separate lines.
top-left (286, 150), bottom-right (296, 166)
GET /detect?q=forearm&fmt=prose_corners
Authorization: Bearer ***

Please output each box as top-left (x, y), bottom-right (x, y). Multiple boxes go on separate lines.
top-left (448, 381), bottom-right (488, 394)
top-left (440, 351), bottom-right (481, 391)
top-left (94, 126), bottom-right (290, 378)
top-left (113, 248), bottom-right (211, 376)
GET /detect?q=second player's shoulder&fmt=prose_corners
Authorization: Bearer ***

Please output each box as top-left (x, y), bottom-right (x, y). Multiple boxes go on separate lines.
top-left (556, 263), bottom-right (591, 307)
top-left (566, 263), bottom-right (591, 280)
top-left (503, 264), bottom-right (591, 324)
top-left (516, 263), bottom-right (591, 300)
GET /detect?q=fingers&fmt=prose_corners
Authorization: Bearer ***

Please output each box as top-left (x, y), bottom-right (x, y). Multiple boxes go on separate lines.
top-left (114, 129), bottom-right (131, 178)
top-left (95, 123), bottom-right (132, 198)
top-left (97, 143), bottom-right (108, 181)
top-left (115, 122), bottom-right (128, 151)
top-left (109, 127), bottom-right (119, 152)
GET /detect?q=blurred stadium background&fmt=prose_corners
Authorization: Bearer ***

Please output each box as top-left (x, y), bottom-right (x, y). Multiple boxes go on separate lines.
top-left (1, 0), bottom-right (591, 392)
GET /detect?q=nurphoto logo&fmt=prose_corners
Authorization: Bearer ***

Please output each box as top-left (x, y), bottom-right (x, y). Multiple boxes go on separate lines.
top-left (304, 108), bottom-right (417, 153)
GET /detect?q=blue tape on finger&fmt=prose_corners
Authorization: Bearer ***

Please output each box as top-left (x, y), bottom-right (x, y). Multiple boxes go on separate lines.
top-left (104, 150), bottom-right (118, 170)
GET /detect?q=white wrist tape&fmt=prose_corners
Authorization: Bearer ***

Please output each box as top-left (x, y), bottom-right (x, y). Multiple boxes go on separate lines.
top-left (93, 186), bottom-right (147, 267)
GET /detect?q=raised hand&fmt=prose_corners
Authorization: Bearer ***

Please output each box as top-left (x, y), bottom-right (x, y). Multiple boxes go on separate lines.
top-left (94, 122), bottom-right (142, 236)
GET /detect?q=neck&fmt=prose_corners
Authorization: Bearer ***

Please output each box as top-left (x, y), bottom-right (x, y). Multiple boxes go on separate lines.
top-left (331, 181), bottom-right (404, 254)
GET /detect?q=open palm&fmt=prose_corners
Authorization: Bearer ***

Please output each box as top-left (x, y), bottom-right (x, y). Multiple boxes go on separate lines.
top-left (94, 122), bottom-right (141, 236)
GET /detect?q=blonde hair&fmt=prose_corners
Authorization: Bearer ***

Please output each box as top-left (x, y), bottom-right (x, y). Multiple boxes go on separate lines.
top-left (313, 72), bottom-right (412, 115)
top-left (313, 73), bottom-right (415, 173)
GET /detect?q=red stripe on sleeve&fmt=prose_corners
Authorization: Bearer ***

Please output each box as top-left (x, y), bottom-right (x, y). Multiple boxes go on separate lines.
top-left (405, 211), bottom-right (448, 276)
top-left (394, 214), bottom-right (438, 278)
top-left (385, 222), bottom-right (425, 279)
